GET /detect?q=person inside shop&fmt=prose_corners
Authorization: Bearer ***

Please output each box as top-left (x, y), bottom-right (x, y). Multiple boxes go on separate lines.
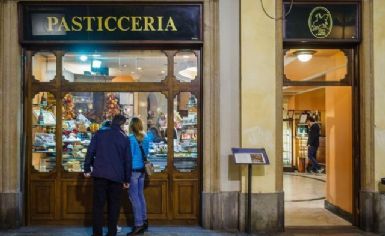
top-left (306, 115), bottom-right (324, 174)
top-left (147, 126), bottom-right (166, 143)
top-left (127, 117), bottom-right (150, 235)
top-left (83, 114), bottom-right (132, 236)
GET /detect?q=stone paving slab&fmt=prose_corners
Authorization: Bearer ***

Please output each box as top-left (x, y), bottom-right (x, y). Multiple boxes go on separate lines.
top-left (0, 226), bottom-right (382, 236)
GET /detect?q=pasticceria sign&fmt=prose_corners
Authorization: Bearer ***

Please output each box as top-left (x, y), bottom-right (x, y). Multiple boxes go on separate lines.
top-left (20, 3), bottom-right (202, 43)
top-left (45, 16), bottom-right (178, 33)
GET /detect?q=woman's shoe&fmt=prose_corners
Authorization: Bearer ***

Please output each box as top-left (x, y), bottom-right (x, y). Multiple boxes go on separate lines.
top-left (126, 225), bottom-right (145, 236)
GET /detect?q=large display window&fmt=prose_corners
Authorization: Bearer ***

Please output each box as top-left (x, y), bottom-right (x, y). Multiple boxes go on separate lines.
top-left (26, 49), bottom-right (201, 225)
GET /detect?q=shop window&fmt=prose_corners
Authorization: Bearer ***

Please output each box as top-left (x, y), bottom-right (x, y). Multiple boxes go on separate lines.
top-left (174, 51), bottom-right (198, 83)
top-left (61, 92), bottom-right (167, 173)
top-left (284, 49), bottom-right (351, 84)
top-left (32, 92), bottom-right (56, 172)
top-left (32, 52), bottom-right (56, 82)
top-left (62, 51), bottom-right (167, 83)
top-left (173, 92), bottom-right (198, 172)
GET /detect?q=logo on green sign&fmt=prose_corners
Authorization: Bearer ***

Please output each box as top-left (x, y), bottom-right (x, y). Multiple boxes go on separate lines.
top-left (308, 6), bottom-right (333, 39)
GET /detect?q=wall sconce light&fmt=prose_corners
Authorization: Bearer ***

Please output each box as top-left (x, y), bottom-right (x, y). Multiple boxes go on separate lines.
top-left (294, 50), bottom-right (316, 62)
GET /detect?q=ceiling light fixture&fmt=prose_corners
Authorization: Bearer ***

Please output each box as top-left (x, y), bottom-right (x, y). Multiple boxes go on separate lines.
top-left (80, 55), bottom-right (88, 62)
top-left (294, 50), bottom-right (316, 62)
top-left (92, 59), bottom-right (102, 68)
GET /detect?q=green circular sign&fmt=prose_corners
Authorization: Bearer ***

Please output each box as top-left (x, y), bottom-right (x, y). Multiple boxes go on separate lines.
top-left (308, 6), bottom-right (333, 39)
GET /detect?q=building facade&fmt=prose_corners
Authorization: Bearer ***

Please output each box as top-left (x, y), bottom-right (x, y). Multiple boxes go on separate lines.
top-left (0, 0), bottom-right (384, 233)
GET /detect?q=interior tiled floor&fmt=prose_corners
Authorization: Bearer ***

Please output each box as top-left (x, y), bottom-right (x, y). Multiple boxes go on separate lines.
top-left (284, 172), bottom-right (351, 226)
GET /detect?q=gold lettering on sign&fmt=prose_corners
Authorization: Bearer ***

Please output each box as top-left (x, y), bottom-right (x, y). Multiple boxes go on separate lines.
top-left (58, 17), bottom-right (70, 31)
top-left (83, 17), bottom-right (96, 31)
top-left (71, 17), bottom-right (83, 31)
top-left (118, 16), bottom-right (130, 31)
top-left (105, 16), bottom-right (117, 31)
top-left (131, 16), bottom-right (142, 31)
top-left (157, 16), bottom-right (164, 31)
top-left (97, 17), bottom-right (103, 31)
top-left (45, 16), bottom-right (179, 32)
top-left (144, 17), bottom-right (155, 31)
top-left (165, 17), bottom-right (177, 31)
top-left (47, 17), bottom-right (59, 31)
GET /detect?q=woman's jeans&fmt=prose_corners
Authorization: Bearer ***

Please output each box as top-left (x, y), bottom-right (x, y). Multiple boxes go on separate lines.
top-left (129, 171), bottom-right (147, 226)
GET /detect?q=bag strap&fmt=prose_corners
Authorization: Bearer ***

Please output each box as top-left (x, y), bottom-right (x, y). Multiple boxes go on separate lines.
top-left (136, 138), bottom-right (148, 162)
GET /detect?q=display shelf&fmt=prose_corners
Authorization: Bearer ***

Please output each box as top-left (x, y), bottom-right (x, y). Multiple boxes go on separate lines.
top-left (182, 123), bottom-right (197, 126)
top-left (33, 150), bottom-right (56, 153)
top-left (32, 124), bottom-right (56, 127)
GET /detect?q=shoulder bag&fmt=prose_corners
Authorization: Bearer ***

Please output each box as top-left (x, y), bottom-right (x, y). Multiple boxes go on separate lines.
top-left (137, 139), bottom-right (154, 176)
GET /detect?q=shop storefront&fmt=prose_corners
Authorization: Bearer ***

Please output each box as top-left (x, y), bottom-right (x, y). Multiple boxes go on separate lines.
top-left (2, 0), bottom-right (385, 233)
top-left (20, 2), bottom-right (203, 225)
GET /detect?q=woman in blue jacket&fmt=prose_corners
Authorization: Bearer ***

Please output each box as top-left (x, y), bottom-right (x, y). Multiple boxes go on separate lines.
top-left (127, 117), bottom-right (149, 236)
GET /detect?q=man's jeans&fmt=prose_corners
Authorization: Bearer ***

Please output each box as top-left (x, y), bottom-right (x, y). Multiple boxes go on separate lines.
top-left (93, 177), bottom-right (123, 236)
top-left (308, 145), bottom-right (320, 172)
top-left (128, 171), bottom-right (147, 226)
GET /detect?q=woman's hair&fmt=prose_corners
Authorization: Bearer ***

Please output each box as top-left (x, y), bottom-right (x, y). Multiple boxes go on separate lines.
top-left (129, 117), bottom-right (145, 141)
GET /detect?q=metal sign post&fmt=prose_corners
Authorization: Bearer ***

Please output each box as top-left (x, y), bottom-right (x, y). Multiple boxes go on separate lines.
top-left (231, 148), bottom-right (270, 234)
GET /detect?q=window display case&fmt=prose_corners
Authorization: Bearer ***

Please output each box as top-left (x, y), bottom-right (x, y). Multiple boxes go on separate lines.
top-left (283, 119), bottom-right (293, 168)
top-left (26, 49), bottom-right (201, 225)
top-left (31, 92), bottom-right (56, 172)
top-left (173, 92), bottom-right (198, 172)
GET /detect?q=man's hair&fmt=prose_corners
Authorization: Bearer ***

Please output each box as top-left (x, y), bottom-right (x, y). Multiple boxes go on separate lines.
top-left (112, 114), bottom-right (127, 126)
top-left (306, 115), bottom-right (315, 122)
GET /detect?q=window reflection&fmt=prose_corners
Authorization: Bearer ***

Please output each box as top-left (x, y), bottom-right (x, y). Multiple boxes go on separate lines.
top-left (62, 51), bottom-right (167, 83)
top-left (32, 52), bottom-right (56, 82)
top-left (32, 92), bottom-right (56, 172)
top-left (174, 51), bottom-right (198, 82)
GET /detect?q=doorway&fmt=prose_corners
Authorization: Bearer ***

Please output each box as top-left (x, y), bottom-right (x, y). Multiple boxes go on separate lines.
top-left (282, 48), bottom-right (358, 226)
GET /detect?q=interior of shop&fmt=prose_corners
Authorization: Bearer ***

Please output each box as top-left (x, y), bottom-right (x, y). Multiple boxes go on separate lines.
top-left (31, 51), bottom-right (199, 174)
top-left (282, 49), bottom-right (354, 226)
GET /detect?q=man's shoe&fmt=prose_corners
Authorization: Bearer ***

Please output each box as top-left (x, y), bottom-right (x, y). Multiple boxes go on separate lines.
top-left (143, 219), bottom-right (148, 231)
top-left (126, 225), bottom-right (145, 236)
top-left (317, 168), bottom-right (325, 174)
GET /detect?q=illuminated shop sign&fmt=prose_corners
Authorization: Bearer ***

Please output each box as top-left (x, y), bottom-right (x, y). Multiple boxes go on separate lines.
top-left (283, 2), bottom-right (360, 42)
top-left (20, 3), bottom-right (202, 42)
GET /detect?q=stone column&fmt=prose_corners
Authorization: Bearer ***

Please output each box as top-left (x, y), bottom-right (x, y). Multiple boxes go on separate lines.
top-left (239, 0), bottom-right (284, 232)
top-left (203, 0), bottom-right (241, 231)
top-left (0, 0), bottom-right (23, 229)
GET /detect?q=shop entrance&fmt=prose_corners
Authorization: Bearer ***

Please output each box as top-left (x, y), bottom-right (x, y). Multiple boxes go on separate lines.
top-left (25, 49), bottom-right (202, 225)
top-left (282, 49), bottom-right (358, 226)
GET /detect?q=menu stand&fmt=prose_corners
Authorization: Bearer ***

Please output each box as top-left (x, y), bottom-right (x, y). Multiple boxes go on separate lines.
top-left (231, 148), bottom-right (270, 234)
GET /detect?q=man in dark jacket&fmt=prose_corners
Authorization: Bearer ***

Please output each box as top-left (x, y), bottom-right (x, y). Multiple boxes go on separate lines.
top-left (306, 116), bottom-right (324, 174)
top-left (84, 114), bottom-right (132, 236)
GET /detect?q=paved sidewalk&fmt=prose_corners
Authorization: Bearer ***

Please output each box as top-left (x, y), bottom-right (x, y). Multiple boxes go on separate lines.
top-left (0, 226), bottom-right (381, 236)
